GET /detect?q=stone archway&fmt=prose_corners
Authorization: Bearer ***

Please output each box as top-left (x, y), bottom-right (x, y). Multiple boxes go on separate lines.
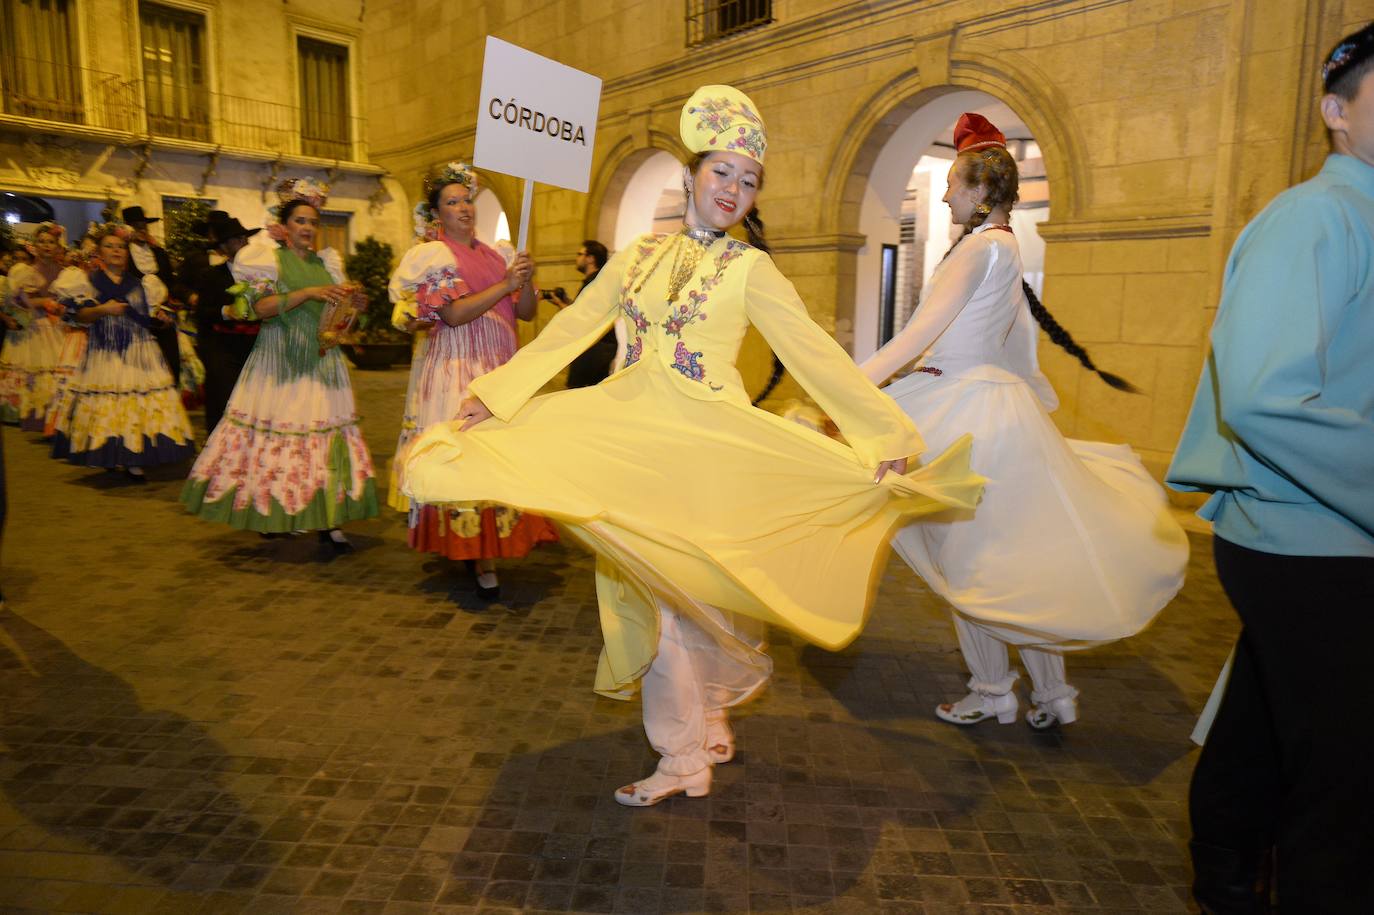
top-left (587, 141), bottom-right (686, 252)
top-left (826, 54), bottom-right (1085, 355)
top-left (473, 187), bottom-right (509, 245)
top-left (842, 90), bottom-right (1052, 359)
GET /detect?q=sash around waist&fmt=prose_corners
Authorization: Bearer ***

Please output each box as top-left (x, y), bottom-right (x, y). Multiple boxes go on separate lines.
top-left (886, 359), bottom-right (1028, 396)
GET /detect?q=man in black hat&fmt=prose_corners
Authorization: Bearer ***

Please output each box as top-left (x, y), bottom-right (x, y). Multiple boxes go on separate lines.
top-left (121, 205), bottom-right (181, 384)
top-left (190, 212), bottom-right (261, 436)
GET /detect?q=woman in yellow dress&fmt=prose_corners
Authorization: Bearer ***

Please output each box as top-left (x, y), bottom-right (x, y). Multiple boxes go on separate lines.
top-left (404, 85), bottom-right (983, 806)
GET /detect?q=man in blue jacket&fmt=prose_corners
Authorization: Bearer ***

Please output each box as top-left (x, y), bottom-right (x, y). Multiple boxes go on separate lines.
top-left (1168, 23), bottom-right (1374, 914)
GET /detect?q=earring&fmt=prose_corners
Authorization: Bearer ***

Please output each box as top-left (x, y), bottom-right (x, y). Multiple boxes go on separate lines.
top-left (974, 203), bottom-right (991, 216)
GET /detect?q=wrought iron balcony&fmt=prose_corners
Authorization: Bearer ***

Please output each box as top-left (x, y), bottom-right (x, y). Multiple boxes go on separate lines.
top-left (1, 58), bottom-right (368, 163)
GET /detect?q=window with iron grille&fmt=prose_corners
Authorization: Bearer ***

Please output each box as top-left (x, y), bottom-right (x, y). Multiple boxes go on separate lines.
top-left (298, 37), bottom-right (351, 160)
top-left (140, 2), bottom-right (210, 141)
top-left (0, 0), bottom-right (83, 123)
top-left (686, 0), bottom-right (773, 47)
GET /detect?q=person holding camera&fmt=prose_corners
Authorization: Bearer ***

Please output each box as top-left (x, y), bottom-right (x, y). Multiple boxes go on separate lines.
top-left (548, 240), bottom-right (615, 388)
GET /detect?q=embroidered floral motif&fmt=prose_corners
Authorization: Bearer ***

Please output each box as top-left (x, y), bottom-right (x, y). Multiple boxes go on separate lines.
top-left (671, 341), bottom-right (704, 381)
top-left (622, 299), bottom-right (650, 334)
top-left (623, 336), bottom-right (643, 367)
top-left (661, 290), bottom-right (707, 338)
top-left (689, 96), bottom-right (766, 161)
top-left (659, 240), bottom-right (747, 336)
top-left (621, 235), bottom-right (667, 297)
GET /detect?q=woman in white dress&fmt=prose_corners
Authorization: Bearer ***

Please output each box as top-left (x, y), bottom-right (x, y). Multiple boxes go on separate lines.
top-left (861, 113), bottom-right (1189, 728)
top-left (0, 223), bottom-right (66, 429)
top-left (48, 224), bottom-right (195, 475)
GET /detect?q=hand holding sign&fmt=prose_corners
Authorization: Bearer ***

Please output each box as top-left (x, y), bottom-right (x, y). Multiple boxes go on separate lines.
top-left (474, 37), bottom-right (603, 250)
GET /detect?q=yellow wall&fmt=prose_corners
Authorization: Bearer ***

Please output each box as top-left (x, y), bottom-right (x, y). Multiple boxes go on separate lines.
top-left (361, 0), bottom-right (1372, 477)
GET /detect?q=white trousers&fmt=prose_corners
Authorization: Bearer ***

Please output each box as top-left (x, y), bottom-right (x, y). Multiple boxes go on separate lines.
top-left (953, 613), bottom-right (1078, 705)
top-left (642, 603), bottom-right (737, 776)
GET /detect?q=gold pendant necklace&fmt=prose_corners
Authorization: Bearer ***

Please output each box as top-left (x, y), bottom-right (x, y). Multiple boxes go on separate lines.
top-left (665, 237), bottom-right (706, 303)
top-left (632, 230), bottom-right (713, 302)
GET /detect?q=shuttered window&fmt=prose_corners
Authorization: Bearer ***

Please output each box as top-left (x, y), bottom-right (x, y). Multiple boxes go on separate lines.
top-left (0, 0), bottom-right (83, 123)
top-left (298, 37), bottom-right (350, 159)
top-left (140, 2), bottom-right (210, 140)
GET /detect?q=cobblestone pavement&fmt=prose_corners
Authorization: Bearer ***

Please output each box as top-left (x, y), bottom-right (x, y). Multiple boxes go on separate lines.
top-left (0, 366), bottom-right (1233, 914)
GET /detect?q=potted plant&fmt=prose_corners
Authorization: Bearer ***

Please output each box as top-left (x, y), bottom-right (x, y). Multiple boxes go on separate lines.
top-left (342, 236), bottom-right (411, 369)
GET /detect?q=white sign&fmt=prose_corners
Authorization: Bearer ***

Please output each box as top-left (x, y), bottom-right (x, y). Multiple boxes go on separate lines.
top-left (473, 37), bottom-right (602, 194)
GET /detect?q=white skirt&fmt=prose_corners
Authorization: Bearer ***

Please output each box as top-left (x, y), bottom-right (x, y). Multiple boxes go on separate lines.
top-left (885, 365), bottom-right (1189, 648)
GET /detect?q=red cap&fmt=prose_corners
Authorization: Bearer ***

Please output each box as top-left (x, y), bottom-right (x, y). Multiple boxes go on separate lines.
top-left (954, 112), bottom-right (1006, 153)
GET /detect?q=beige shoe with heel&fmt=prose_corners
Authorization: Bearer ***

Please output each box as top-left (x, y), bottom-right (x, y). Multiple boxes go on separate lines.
top-left (614, 766), bottom-right (711, 807)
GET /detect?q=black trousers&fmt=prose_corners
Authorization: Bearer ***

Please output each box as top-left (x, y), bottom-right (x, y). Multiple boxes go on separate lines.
top-left (565, 331), bottom-right (618, 389)
top-left (198, 333), bottom-right (256, 436)
top-left (154, 321), bottom-right (180, 386)
top-left (1191, 536), bottom-right (1374, 912)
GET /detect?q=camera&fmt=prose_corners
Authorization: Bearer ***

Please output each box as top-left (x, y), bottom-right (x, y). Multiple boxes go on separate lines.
top-left (539, 287), bottom-right (568, 302)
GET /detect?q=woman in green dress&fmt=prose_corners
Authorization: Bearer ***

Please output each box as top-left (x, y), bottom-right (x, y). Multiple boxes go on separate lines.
top-left (181, 179), bottom-right (379, 550)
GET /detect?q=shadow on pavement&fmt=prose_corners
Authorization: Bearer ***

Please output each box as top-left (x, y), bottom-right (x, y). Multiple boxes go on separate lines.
top-left (436, 714), bottom-right (974, 912)
top-left (0, 608), bottom-right (288, 893)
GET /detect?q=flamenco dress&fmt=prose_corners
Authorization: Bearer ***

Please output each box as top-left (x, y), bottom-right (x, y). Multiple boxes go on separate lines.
top-left (47, 266), bottom-right (195, 466)
top-left (181, 234), bottom-right (379, 531)
top-left (0, 261), bottom-right (65, 430)
top-left (387, 232), bottom-right (558, 559)
top-left (404, 231), bottom-right (984, 707)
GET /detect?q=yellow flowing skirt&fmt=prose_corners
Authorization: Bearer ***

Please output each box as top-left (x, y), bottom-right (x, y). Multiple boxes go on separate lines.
top-left (404, 361), bottom-right (982, 698)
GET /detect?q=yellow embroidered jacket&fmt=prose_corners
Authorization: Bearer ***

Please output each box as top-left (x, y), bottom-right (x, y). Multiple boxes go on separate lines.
top-left (469, 232), bottom-right (924, 467)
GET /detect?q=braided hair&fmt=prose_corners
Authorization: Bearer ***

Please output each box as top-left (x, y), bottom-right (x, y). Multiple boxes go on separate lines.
top-left (742, 206), bottom-right (786, 405)
top-left (1021, 279), bottom-right (1138, 393)
top-left (955, 148), bottom-right (1139, 393)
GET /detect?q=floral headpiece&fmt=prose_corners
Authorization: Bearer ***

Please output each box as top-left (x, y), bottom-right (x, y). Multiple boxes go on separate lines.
top-left (680, 85), bottom-right (766, 165)
top-left (85, 221), bottom-right (134, 244)
top-left (423, 161), bottom-right (477, 200)
top-left (413, 162), bottom-right (478, 241)
top-left (264, 177), bottom-right (329, 243)
top-left (32, 221), bottom-right (66, 245)
top-left (1323, 23), bottom-right (1374, 92)
top-left (274, 177), bottom-right (329, 211)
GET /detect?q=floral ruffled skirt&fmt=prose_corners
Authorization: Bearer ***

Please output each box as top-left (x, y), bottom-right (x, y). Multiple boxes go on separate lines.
top-left (49, 324), bottom-right (195, 467)
top-left (182, 347), bottom-right (378, 531)
top-left (0, 317), bottom-right (64, 429)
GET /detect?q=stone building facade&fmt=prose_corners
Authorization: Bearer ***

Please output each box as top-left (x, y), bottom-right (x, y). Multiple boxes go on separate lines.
top-left (1, 0), bottom-right (410, 261)
top-left (7, 1), bottom-right (1368, 478)
top-left (363, 0), bottom-right (1372, 479)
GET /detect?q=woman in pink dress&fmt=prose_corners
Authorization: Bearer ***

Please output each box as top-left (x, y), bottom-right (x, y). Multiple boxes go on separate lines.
top-left (387, 163), bottom-right (558, 600)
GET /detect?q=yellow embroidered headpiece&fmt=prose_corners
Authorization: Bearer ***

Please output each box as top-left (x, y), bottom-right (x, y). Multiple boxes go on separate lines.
top-left (679, 84), bottom-right (766, 166)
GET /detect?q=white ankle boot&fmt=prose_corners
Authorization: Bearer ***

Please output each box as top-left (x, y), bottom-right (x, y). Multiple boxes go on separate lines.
top-left (614, 766), bottom-right (711, 807)
top-left (1025, 696), bottom-right (1078, 729)
top-left (935, 691), bottom-right (1018, 725)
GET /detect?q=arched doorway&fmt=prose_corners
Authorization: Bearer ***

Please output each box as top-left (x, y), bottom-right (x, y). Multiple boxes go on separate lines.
top-left (591, 146), bottom-right (779, 403)
top-left (600, 149), bottom-right (683, 250)
top-left (851, 90), bottom-right (1049, 360)
top-left (474, 187), bottom-right (510, 245)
